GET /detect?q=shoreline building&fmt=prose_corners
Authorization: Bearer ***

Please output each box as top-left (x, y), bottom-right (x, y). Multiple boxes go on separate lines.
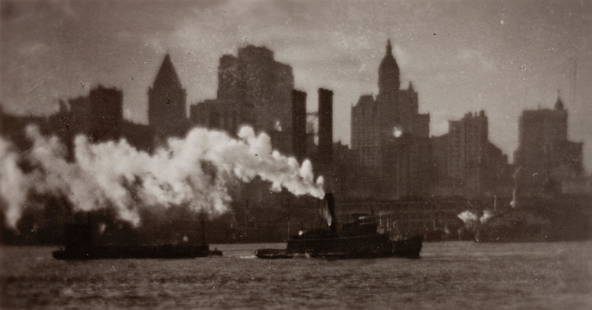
top-left (350, 40), bottom-right (431, 199)
top-left (514, 96), bottom-right (584, 195)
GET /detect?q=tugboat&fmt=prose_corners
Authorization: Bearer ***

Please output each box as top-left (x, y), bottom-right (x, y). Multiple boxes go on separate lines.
top-left (256, 193), bottom-right (423, 259)
top-left (53, 219), bottom-right (222, 260)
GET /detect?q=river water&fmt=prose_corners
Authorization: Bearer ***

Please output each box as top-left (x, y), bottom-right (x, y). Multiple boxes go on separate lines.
top-left (1, 242), bottom-right (591, 309)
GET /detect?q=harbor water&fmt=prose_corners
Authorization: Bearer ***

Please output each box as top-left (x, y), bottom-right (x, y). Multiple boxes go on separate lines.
top-left (1, 242), bottom-right (591, 309)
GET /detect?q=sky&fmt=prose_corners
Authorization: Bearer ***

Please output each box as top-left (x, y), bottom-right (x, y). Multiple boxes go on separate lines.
top-left (1, 0), bottom-right (591, 170)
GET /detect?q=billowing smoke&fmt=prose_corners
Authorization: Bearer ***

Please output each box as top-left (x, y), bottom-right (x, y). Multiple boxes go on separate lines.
top-left (0, 139), bottom-right (29, 228)
top-left (392, 126), bottom-right (403, 138)
top-left (479, 209), bottom-right (495, 224)
top-left (458, 209), bottom-right (496, 226)
top-left (457, 210), bottom-right (479, 225)
top-left (0, 125), bottom-right (324, 228)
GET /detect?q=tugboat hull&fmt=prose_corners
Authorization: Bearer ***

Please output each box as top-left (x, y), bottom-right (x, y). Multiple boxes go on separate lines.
top-left (255, 193), bottom-right (423, 260)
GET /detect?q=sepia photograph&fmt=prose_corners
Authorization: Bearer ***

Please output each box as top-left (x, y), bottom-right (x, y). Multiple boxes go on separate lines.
top-left (1, 0), bottom-right (591, 308)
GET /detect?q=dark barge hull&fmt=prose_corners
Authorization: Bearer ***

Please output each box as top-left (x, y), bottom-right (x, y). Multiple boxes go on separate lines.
top-left (52, 244), bottom-right (213, 260)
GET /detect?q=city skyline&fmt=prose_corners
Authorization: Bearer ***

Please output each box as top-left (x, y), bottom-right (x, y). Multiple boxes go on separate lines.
top-left (1, 0), bottom-right (591, 170)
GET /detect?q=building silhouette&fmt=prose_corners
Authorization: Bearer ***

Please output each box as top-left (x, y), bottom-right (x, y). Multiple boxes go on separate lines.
top-left (2, 42), bottom-right (592, 244)
top-left (514, 96), bottom-right (583, 195)
top-left (318, 88), bottom-right (334, 166)
top-left (88, 86), bottom-right (123, 142)
top-left (46, 85), bottom-right (124, 146)
top-left (432, 111), bottom-right (511, 198)
top-left (189, 98), bottom-right (253, 136)
top-left (188, 45), bottom-right (338, 183)
top-left (192, 45), bottom-right (296, 154)
top-left (148, 54), bottom-right (188, 140)
top-left (350, 40), bottom-right (431, 198)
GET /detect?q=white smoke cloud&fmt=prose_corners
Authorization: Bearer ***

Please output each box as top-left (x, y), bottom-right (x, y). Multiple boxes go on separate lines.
top-left (0, 138), bottom-right (29, 228)
top-left (458, 209), bottom-right (496, 226)
top-left (479, 209), bottom-right (495, 224)
top-left (457, 210), bottom-right (479, 225)
top-left (393, 126), bottom-right (403, 138)
top-left (0, 125), bottom-right (324, 228)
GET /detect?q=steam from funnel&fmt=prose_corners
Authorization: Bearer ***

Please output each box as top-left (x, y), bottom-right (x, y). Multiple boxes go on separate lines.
top-left (457, 210), bottom-right (479, 225)
top-left (510, 167), bottom-right (522, 208)
top-left (480, 209), bottom-right (494, 224)
top-left (273, 120), bottom-right (283, 132)
top-left (320, 193), bottom-right (336, 230)
top-left (0, 139), bottom-right (29, 228)
top-left (458, 209), bottom-right (495, 226)
top-left (393, 126), bottom-right (403, 138)
top-left (0, 125), bottom-right (325, 228)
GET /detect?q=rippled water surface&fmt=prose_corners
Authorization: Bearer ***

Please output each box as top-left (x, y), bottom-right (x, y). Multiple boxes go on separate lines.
top-left (1, 242), bottom-right (591, 309)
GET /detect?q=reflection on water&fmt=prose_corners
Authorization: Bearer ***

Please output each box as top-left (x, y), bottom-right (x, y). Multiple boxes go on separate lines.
top-left (1, 242), bottom-right (591, 309)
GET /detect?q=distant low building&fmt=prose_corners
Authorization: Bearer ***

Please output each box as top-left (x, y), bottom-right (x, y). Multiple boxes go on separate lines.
top-left (189, 99), bottom-right (254, 136)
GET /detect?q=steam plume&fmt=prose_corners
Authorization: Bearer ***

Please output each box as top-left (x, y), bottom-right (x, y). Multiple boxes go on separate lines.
top-left (457, 209), bottom-right (495, 226)
top-left (0, 125), bottom-right (324, 228)
top-left (510, 167), bottom-right (522, 208)
top-left (479, 209), bottom-right (494, 224)
top-left (0, 139), bottom-right (29, 227)
top-left (457, 210), bottom-right (479, 225)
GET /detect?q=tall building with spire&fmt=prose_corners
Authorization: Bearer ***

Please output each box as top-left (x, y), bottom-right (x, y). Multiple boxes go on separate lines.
top-left (514, 95), bottom-right (583, 195)
top-left (148, 54), bottom-right (188, 140)
top-left (378, 40), bottom-right (400, 96)
top-left (350, 40), bottom-right (431, 199)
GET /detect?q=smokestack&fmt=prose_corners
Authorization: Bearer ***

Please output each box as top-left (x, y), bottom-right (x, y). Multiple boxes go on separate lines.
top-left (292, 89), bottom-right (307, 161)
top-left (318, 88), bottom-right (333, 166)
top-left (325, 193), bottom-right (336, 233)
top-left (199, 211), bottom-right (207, 245)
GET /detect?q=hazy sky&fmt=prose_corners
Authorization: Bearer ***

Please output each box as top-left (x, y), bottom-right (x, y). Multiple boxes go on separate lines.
top-left (1, 0), bottom-right (591, 170)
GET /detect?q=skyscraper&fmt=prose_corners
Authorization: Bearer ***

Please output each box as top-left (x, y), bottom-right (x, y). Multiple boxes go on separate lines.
top-left (378, 40), bottom-right (400, 96)
top-left (514, 96), bottom-right (583, 194)
top-left (192, 45), bottom-right (296, 154)
top-left (350, 40), bottom-right (431, 198)
top-left (432, 111), bottom-right (511, 198)
top-left (148, 54), bottom-right (188, 140)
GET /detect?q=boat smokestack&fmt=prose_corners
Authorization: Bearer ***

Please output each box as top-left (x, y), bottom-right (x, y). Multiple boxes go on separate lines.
top-left (325, 193), bottom-right (336, 233)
